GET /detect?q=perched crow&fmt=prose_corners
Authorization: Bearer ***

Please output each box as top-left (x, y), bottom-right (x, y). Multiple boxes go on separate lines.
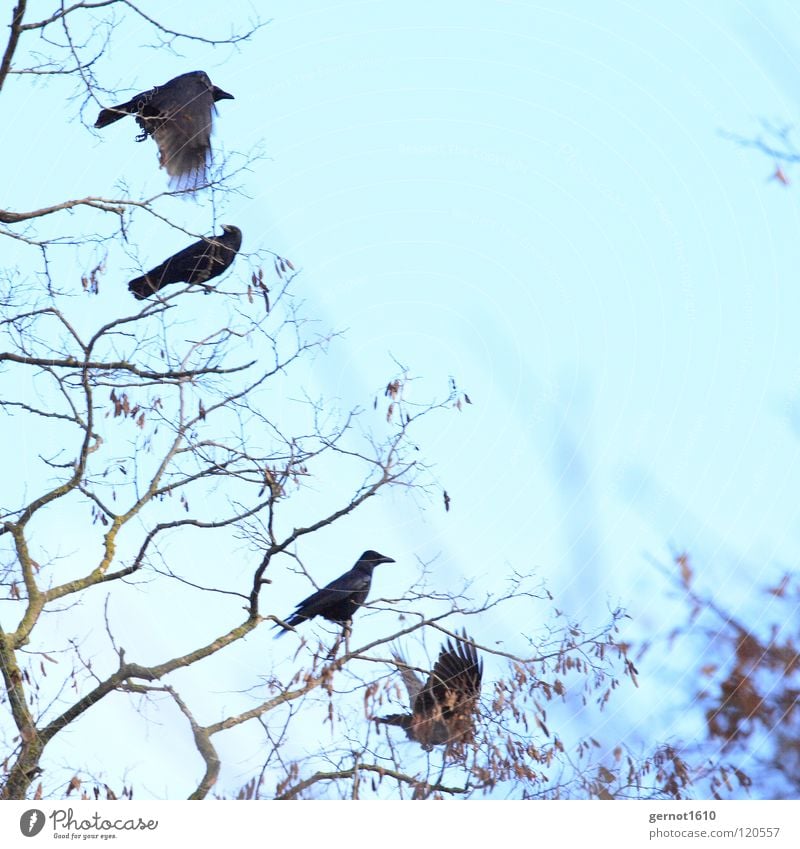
top-left (377, 631), bottom-right (483, 751)
top-left (95, 71), bottom-right (234, 189)
top-left (274, 550), bottom-right (395, 636)
top-left (128, 224), bottom-right (242, 300)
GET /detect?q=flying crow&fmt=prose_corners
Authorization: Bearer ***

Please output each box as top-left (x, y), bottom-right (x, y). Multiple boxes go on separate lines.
top-left (95, 71), bottom-right (234, 189)
top-left (274, 550), bottom-right (395, 636)
top-left (128, 224), bottom-right (242, 300)
top-left (377, 630), bottom-right (483, 751)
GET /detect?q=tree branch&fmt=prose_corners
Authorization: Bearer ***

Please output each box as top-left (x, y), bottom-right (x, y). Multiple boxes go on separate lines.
top-left (0, 196), bottom-right (126, 224)
top-left (0, 1), bottom-right (26, 92)
top-left (275, 763), bottom-right (470, 800)
top-left (161, 686), bottom-right (220, 800)
top-left (0, 351), bottom-right (255, 381)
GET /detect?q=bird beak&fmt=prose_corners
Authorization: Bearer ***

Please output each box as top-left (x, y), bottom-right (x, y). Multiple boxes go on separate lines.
top-left (212, 86), bottom-right (234, 101)
top-left (382, 556), bottom-right (396, 564)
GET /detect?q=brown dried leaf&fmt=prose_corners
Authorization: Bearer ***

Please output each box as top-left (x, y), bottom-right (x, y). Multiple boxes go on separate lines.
top-left (768, 574), bottom-right (790, 597)
top-left (598, 765), bottom-right (615, 784)
top-left (675, 551), bottom-right (693, 588)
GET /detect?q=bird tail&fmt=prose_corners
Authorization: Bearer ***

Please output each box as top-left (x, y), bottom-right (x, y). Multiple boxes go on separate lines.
top-left (374, 713), bottom-right (411, 729)
top-left (94, 102), bottom-right (134, 129)
top-left (128, 275), bottom-right (159, 300)
top-left (271, 614), bottom-right (300, 639)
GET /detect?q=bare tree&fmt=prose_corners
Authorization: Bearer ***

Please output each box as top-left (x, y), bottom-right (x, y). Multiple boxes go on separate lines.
top-left (0, 1), bottom-right (711, 802)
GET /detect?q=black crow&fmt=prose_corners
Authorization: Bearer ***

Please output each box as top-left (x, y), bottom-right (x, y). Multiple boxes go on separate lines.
top-left (128, 224), bottom-right (242, 300)
top-left (95, 71), bottom-right (234, 189)
top-left (377, 630), bottom-right (483, 751)
top-left (274, 550), bottom-right (395, 636)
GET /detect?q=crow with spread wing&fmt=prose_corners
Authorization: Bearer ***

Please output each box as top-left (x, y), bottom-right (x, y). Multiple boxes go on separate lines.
top-left (95, 71), bottom-right (233, 189)
top-left (377, 631), bottom-right (483, 751)
top-left (274, 550), bottom-right (396, 637)
top-left (127, 225), bottom-right (242, 300)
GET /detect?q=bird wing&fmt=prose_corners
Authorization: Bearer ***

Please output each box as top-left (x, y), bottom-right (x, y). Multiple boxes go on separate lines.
top-left (150, 92), bottom-right (215, 189)
top-left (180, 237), bottom-right (230, 284)
top-left (165, 227), bottom-right (241, 285)
top-left (194, 227), bottom-right (242, 283)
top-left (427, 634), bottom-right (483, 709)
top-left (391, 651), bottom-right (425, 705)
top-left (413, 632), bottom-right (482, 744)
top-left (127, 237), bottom-right (206, 299)
top-left (289, 567), bottom-right (370, 622)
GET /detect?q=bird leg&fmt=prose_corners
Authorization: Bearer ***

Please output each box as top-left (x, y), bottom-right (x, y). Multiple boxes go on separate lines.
top-left (324, 630), bottom-right (343, 662)
top-left (323, 622), bottom-right (352, 661)
top-left (134, 115), bottom-right (155, 142)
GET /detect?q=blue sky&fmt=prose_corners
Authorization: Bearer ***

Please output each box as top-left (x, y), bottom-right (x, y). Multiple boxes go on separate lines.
top-left (234, 0), bottom-right (800, 633)
top-left (3, 0), bottom-right (800, 797)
